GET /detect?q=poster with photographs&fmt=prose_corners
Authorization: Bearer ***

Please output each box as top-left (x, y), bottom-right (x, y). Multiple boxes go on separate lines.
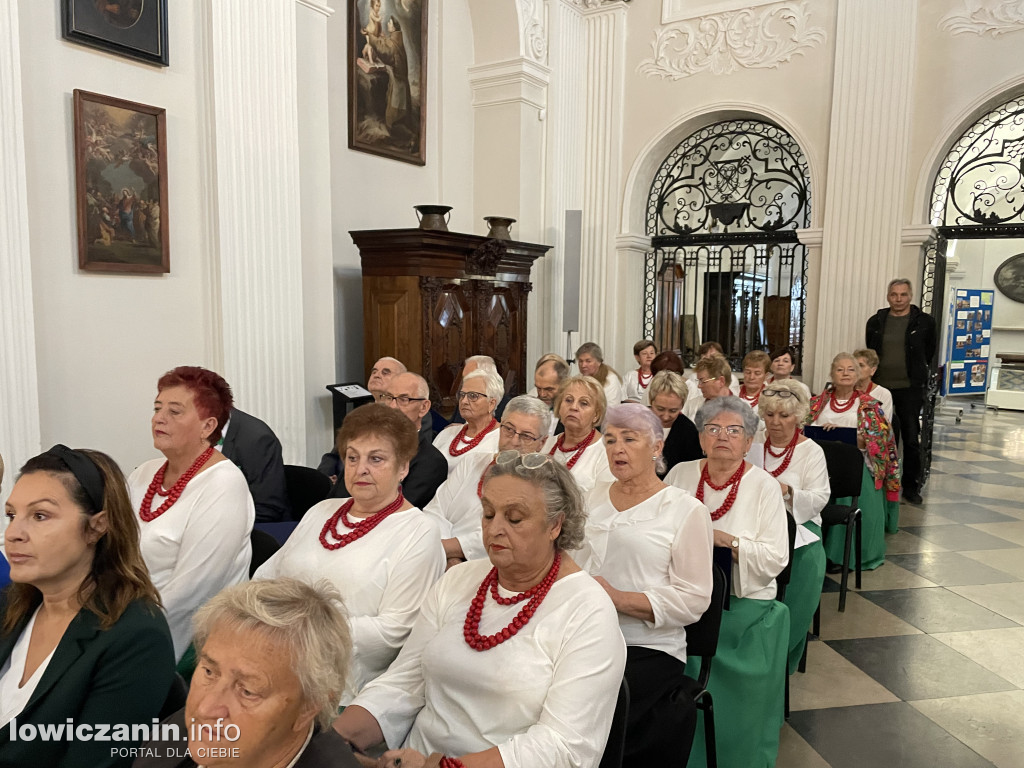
top-left (945, 288), bottom-right (994, 395)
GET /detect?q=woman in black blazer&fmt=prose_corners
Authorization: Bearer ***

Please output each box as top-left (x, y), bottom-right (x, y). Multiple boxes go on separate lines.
top-left (1, 446), bottom-right (175, 767)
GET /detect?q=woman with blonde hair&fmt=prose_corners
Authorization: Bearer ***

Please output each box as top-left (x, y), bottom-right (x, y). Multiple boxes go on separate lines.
top-left (546, 375), bottom-right (614, 493)
top-left (648, 370), bottom-right (702, 475)
top-left (576, 342), bottom-right (624, 406)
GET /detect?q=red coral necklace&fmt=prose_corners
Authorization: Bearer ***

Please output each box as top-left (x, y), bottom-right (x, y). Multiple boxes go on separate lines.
top-left (696, 461), bottom-right (747, 520)
top-left (548, 428), bottom-right (597, 469)
top-left (637, 369), bottom-right (653, 390)
top-left (476, 457), bottom-right (498, 498)
top-left (319, 491), bottom-right (405, 550)
top-left (448, 418), bottom-right (498, 457)
top-left (464, 551), bottom-right (561, 651)
top-left (739, 385), bottom-right (762, 407)
top-left (829, 389), bottom-right (859, 413)
top-left (763, 429), bottom-right (801, 477)
top-left (139, 445), bottom-right (216, 522)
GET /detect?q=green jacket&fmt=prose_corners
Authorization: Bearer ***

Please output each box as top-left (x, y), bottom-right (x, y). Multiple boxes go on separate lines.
top-left (0, 595), bottom-right (175, 768)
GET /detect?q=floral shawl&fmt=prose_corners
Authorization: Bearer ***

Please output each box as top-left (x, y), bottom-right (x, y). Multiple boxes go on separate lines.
top-left (806, 391), bottom-right (901, 502)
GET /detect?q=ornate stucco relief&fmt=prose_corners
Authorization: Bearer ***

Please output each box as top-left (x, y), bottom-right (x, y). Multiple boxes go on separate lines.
top-left (517, 0), bottom-right (548, 63)
top-left (638, 1), bottom-right (826, 80)
top-left (939, 0), bottom-right (1024, 37)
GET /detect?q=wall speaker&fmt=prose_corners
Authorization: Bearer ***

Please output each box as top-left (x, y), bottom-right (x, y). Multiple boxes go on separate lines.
top-left (562, 209), bottom-right (582, 333)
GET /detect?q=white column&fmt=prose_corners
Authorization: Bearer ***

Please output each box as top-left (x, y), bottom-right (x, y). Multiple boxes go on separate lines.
top-left (578, 1), bottom-right (628, 367)
top-left (613, 234), bottom-right (652, 361)
top-left (209, 0), bottom-right (306, 463)
top-left (0, 1), bottom-right (41, 498)
top-left (295, 0), bottom-right (336, 464)
top-left (537, 0), bottom-right (587, 360)
top-left (814, 0), bottom-right (917, 376)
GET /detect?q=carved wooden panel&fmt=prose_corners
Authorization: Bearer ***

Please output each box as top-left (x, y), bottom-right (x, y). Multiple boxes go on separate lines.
top-left (362, 276), bottom-right (421, 377)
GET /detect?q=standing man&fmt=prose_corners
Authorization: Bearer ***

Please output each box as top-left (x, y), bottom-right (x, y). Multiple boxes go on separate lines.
top-left (866, 278), bottom-right (936, 504)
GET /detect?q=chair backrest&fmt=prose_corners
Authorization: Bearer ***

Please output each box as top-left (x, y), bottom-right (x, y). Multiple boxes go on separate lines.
top-left (249, 528), bottom-right (281, 577)
top-left (598, 677), bottom-right (630, 768)
top-left (775, 512), bottom-right (797, 598)
top-left (813, 439), bottom-right (863, 500)
top-left (683, 562), bottom-right (728, 689)
top-left (284, 464), bottom-right (331, 521)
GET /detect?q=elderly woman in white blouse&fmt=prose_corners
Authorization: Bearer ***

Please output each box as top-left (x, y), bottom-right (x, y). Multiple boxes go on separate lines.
top-left (665, 396), bottom-right (789, 768)
top-left (254, 404), bottom-right (444, 704)
top-left (334, 452), bottom-right (626, 768)
top-left (128, 366), bottom-right (253, 663)
top-left (433, 369), bottom-right (504, 473)
top-left (424, 395), bottom-right (551, 569)
top-left (747, 379), bottom-right (830, 674)
top-left (545, 375), bottom-right (614, 494)
top-left (576, 342), bottom-right (624, 406)
top-left (576, 403), bottom-right (713, 764)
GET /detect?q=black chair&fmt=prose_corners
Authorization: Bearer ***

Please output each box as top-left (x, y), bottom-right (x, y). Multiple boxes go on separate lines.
top-left (777, 513), bottom-right (796, 719)
top-left (249, 528), bottom-right (281, 577)
top-left (598, 677), bottom-right (630, 768)
top-left (159, 673), bottom-right (188, 719)
top-left (676, 563), bottom-right (728, 768)
top-left (284, 464), bottom-right (331, 521)
top-left (813, 439), bottom-right (863, 612)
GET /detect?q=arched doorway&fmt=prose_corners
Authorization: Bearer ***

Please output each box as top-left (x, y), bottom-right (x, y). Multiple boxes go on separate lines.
top-left (642, 118), bottom-right (812, 371)
top-left (919, 92), bottom-right (1024, 471)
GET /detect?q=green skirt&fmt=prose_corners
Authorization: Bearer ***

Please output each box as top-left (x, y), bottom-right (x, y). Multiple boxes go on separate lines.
top-left (824, 466), bottom-right (894, 571)
top-left (782, 523), bottom-right (825, 674)
top-left (685, 597), bottom-right (789, 768)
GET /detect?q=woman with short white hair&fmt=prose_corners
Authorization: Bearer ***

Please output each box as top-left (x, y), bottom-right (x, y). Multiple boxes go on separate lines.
top-left (577, 403), bottom-right (713, 763)
top-left (424, 396), bottom-right (551, 568)
top-left (433, 368), bottom-right (504, 472)
top-left (747, 379), bottom-right (829, 673)
top-left (648, 370), bottom-right (702, 476)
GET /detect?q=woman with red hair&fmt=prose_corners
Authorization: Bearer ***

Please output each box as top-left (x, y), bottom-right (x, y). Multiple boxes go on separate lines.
top-left (127, 366), bottom-right (254, 661)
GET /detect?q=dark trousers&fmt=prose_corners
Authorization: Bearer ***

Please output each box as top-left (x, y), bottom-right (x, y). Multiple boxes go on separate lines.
top-left (890, 387), bottom-right (924, 493)
top-left (623, 646), bottom-right (696, 767)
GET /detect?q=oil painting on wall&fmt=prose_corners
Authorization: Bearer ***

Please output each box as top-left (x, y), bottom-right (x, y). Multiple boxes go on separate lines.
top-left (73, 90), bottom-right (169, 274)
top-left (347, 0), bottom-right (428, 165)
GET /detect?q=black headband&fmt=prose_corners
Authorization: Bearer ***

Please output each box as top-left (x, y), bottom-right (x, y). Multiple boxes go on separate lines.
top-left (42, 445), bottom-right (106, 513)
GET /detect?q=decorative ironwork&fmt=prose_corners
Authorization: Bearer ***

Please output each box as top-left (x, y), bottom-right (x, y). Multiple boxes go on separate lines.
top-left (931, 95), bottom-right (1024, 227)
top-left (647, 119), bottom-right (812, 236)
top-left (643, 119), bottom-right (811, 369)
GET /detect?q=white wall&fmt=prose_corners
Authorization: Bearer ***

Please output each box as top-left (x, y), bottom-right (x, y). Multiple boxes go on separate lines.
top-left (948, 238), bottom-right (1024, 359)
top-left (18, 0), bottom-right (218, 473)
top-left (326, 0), bottom-right (476, 383)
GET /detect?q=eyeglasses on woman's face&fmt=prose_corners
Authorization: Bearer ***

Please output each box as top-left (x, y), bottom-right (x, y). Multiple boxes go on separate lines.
top-left (499, 423), bottom-right (542, 445)
top-left (456, 390), bottom-right (488, 403)
top-left (762, 387), bottom-right (797, 399)
top-left (702, 424), bottom-right (746, 438)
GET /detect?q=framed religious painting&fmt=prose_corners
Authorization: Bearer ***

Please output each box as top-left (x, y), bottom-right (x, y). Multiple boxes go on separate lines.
top-left (62, 0), bottom-right (169, 67)
top-left (347, 0), bottom-right (428, 165)
top-left (73, 90), bottom-right (170, 274)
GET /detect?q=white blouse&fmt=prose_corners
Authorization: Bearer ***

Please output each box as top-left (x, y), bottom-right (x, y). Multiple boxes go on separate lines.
top-left (128, 459), bottom-right (254, 659)
top-left (253, 500), bottom-right (444, 703)
top-left (602, 372), bottom-right (625, 407)
top-left (575, 483), bottom-right (714, 662)
top-left (422, 452), bottom-right (491, 561)
top-left (865, 383), bottom-right (894, 422)
top-left (433, 423), bottom-right (501, 473)
top-left (622, 370), bottom-right (652, 405)
top-left (353, 559), bottom-right (626, 768)
top-left (812, 397), bottom-right (859, 428)
top-left (664, 461), bottom-right (788, 601)
top-left (747, 439), bottom-right (830, 548)
top-left (542, 434), bottom-right (615, 495)
top-left (0, 608), bottom-right (54, 728)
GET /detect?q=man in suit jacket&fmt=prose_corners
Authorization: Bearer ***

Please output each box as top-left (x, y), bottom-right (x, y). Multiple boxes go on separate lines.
top-left (329, 372), bottom-right (446, 507)
top-left (133, 579), bottom-right (361, 768)
top-left (220, 407), bottom-right (291, 523)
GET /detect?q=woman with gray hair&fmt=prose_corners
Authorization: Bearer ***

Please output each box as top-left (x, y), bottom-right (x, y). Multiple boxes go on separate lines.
top-left (433, 368), bottom-right (504, 473)
top-left (424, 395), bottom-right (552, 568)
top-left (665, 396), bottom-right (789, 768)
top-left (334, 453), bottom-right (626, 768)
top-left (576, 404), bottom-right (714, 763)
top-left (135, 578), bottom-right (361, 768)
top-left (747, 379), bottom-right (830, 674)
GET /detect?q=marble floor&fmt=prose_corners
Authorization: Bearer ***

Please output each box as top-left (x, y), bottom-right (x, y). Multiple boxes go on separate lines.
top-left (780, 403), bottom-right (1024, 768)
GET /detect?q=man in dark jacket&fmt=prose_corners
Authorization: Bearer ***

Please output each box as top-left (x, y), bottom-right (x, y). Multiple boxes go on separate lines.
top-left (865, 278), bottom-right (937, 504)
top-left (221, 407), bottom-right (291, 523)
